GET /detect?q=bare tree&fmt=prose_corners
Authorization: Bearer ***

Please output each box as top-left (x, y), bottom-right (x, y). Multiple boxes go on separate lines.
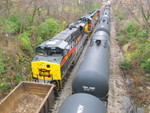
top-left (125, 0), bottom-right (150, 34)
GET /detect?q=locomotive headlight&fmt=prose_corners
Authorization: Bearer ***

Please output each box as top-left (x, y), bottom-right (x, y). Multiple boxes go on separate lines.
top-left (47, 65), bottom-right (50, 68)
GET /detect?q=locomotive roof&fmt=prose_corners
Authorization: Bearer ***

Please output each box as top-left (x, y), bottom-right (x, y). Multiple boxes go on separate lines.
top-left (80, 15), bottom-right (92, 22)
top-left (53, 28), bottom-right (77, 40)
top-left (37, 19), bottom-right (86, 50)
top-left (39, 39), bottom-right (68, 49)
top-left (68, 20), bottom-right (86, 28)
top-left (38, 27), bottom-right (78, 50)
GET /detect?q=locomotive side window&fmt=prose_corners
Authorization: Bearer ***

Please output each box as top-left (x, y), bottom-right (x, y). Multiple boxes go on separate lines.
top-left (36, 47), bottom-right (46, 55)
top-left (36, 47), bottom-right (63, 56)
top-left (47, 48), bottom-right (63, 56)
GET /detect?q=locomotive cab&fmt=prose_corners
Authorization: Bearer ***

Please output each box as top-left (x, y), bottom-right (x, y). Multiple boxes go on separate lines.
top-left (31, 39), bottom-right (75, 90)
top-left (36, 46), bottom-right (63, 56)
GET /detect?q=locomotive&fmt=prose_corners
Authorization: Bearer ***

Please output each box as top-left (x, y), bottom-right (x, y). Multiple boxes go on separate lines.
top-left (82, 9), bottom-right (100, 34)
top-left (31, 10), bottom-right (100, 90)
top-left (58, 5), bottom-right (111, 113)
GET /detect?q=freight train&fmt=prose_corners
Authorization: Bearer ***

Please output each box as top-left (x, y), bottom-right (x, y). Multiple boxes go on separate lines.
top-left (31, 10), bottom-right (100, 91)
top-left (0, 6), bottom-right (111, 113)
top-left (58, 5), bottom-right (111, 113)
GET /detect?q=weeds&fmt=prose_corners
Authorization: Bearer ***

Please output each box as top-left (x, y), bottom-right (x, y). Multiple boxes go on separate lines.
top-left (116, 11), bottom-right (125, 20)
top-left (120, 60), bottom-right (132, 70)
top-left (117, 35), bottom-right (127, 45)
top-left (118, 17), bottom-right (150, 108)
top-left (0, 79), bottom-right (7, 90)
top-left (0, 57), bottom-right (6, 75)
top-left (37, 18), bottom-right (60, 40)
top-left (0, 13), bottom-right (32, 34)
top-left (18, 32), bottom-right (33, 55)
top-left (124, 20), bottom-right (139, 38)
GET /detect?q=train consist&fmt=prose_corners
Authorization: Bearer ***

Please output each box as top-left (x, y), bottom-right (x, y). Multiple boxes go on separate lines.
top-left (58, 5), bottom-right (111, 113)
top-left (0, 5), bottom-right (111, 113)
top-left (31, 9), bottom-right (100, 91)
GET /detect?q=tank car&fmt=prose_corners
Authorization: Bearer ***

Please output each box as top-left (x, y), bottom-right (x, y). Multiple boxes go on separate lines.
top-left (95, 16), bottom-right (110, 36)
top-left (103, 10), bottom-right (110, 16)
top-left (104, 5), bottom-right (110, 12)
top-left (72, 14), bottom-right (110, 99)
top-left (102, 6), bottom-right (111, 22)
top-left (58, 93), bottom-right (107, 113)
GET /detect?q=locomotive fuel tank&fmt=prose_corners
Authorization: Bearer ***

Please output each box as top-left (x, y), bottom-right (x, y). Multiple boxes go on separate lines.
top-left (58, 93), bottom-right (107, 113)
top-left (72, 32), bottom-right (110, 99)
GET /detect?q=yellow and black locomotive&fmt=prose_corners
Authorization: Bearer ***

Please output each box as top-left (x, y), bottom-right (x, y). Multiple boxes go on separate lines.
top-left (31, 10), bottom-right (100, 90)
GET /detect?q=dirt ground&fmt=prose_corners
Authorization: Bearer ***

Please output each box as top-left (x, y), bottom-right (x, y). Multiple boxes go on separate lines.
top-left (11, 93), bottom-right (44, 113)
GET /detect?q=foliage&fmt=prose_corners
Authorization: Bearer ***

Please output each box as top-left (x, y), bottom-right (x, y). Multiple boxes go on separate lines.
top-left (0, 57), bottom-right (6, 75)
top-left (117, 35), bottom-right (127, 45)
top-left (120, 60), bottom-right (132, 70)
top-left (8, 14), bottom-right (22, 32)
top-left (18, 32), bottom-right (31, 49)
top-left (0, 13), bottom-right (32, 34)
top-left (137, 29), bottom-right (148, 39)
top-left (124, 50), bottom-right (140, 61)
top-left (121, 20), bottom-right (148, 42)
top-left (87, 3), bottom-right (100, 12)
top-left (116, 11), bottom-right (125, 20)
top-left (36, 36), bottom-right (43, 45)
top-left (18, 32), bottom-right (33, 55)
top-left (121, 19), bottom-right (149, 73)
top-left (14, 74), bottom-right (23, 83)
top-left (0, 53), bottom-right (7, 90)
top-left (27, 18), bottom-right (66, 46)
top-left (37, 18), bottom-right (61, 40)
top-left (0, 18), bottom-right (19, 34)
top-left (141, 58), bottom-right (150, 73)
top-left (139, 41), bottom-right (150, 72)
top-left (0, 79), bottom-right (7, 90)
top-left (123, 39), bottom-right (150, 73)
top-left (124, 20), bottom-right (139, 38)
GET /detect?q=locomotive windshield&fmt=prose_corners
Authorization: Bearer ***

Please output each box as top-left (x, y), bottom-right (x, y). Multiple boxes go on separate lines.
top-left (36, 47), bottom-right (63, 56)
